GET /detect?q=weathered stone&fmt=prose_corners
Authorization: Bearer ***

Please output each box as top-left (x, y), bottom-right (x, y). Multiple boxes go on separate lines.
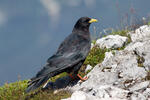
top-left (96, 35), bottom-right (128, 49)
top-left (128, 81), bottom-right (150, 92)
top-left (128, 25), bottom-right (150, 42)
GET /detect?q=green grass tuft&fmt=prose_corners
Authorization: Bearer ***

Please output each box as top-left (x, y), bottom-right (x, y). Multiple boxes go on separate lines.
top-left (0, 80), bottom-right (28, 100)
top-left (91, 40), bottom-right (96, 44)
top-left (84, 46), bottom-right (108, 67)
top-left (148, 22), bottom-right (150, 25)
top-left (0, 80), bottom-right (71, 100)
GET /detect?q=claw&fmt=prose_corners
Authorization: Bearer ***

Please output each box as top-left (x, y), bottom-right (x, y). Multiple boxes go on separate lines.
top-left (69, 74), bottom-right (88, 81)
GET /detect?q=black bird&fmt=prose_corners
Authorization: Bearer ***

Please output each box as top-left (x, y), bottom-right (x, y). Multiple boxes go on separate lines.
top-left (26, 17), bottom-right (98, 92)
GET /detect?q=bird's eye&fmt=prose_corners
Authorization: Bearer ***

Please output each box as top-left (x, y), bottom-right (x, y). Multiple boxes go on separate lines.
top-left (85, 19), bottom-right (89, 23)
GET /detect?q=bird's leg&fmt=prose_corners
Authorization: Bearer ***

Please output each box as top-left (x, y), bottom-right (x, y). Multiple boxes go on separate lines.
top-left (77, 74), bottom-right (88, 81)
top-left (68, 73), bottom-right (76, 80)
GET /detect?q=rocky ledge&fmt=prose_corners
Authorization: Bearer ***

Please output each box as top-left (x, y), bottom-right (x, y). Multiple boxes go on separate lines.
top-left (62, 25), bottom-right (150, 100)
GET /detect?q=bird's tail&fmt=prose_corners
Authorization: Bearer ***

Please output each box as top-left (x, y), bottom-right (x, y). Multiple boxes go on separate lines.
top-left (25, 75), bottom-right (50, 93)
top-left (25, 63), bottom-right (64, 93)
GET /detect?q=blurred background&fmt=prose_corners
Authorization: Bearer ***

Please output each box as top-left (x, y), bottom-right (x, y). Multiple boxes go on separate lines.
top-left (0, 0), bottom-right (150, 85)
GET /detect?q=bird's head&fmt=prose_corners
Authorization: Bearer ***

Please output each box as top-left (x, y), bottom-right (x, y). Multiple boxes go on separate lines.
top-left (74, 17), bottom-right (98, 31)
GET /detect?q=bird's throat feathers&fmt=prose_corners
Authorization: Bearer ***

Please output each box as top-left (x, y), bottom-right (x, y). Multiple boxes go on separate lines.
top-left (73, 30), bottom-right (90, 41)
top-left (73, 24), bottom-right (90, 32)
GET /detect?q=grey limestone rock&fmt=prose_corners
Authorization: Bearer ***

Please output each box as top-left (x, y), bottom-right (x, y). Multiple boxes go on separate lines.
top-left (60, 25), bottom-right (150, 100)
top-left (96, 35), bottom-right (128, 49)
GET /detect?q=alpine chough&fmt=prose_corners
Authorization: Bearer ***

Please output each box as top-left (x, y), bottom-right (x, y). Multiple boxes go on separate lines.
top-left (26, 17), bottom-right (98, 92)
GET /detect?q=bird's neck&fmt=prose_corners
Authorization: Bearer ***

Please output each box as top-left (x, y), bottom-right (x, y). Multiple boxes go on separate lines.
top-left (72, 26), bottom-right (89, 33)
top-left (72, 29), bottom-right (90, 41)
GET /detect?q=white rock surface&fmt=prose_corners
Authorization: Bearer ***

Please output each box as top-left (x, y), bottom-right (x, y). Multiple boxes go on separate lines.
top-left (125, 40), bottom-right (150, 71)
top-left (128, 25), bottom-right (150, 42)
top-left (62, 25), bottom-right (150, 100)
top-left (85, 64), bottom-right (92, 73)
top-left (96, 35), bottom-right (128, 49)
top-left (128, 81), bottom-right (149, 91)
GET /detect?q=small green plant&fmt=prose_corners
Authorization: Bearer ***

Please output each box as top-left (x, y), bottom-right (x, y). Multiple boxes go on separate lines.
top-left (91, 40), bottom-right (96, 44)
top-left (112, 50), bottom-right (116, 55)
top-left (77, 46), bottom-right (108, 78)
top-left (0, 80), bottom-right (28, 100)
top-left (148, 21), bottom-right (150, 25)
top-left (84, 46), bottom-right (107, 67)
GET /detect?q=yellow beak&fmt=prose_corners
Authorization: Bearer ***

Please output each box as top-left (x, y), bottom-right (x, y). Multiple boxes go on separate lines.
top-left (89, 18), bottom-right (98, 23)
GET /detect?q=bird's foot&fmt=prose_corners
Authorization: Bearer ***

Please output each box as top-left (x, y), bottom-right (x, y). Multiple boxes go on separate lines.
top-left (69, 74), bottom-right (88, 82)
top-left (77, 74), bottom-right (88, 82)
